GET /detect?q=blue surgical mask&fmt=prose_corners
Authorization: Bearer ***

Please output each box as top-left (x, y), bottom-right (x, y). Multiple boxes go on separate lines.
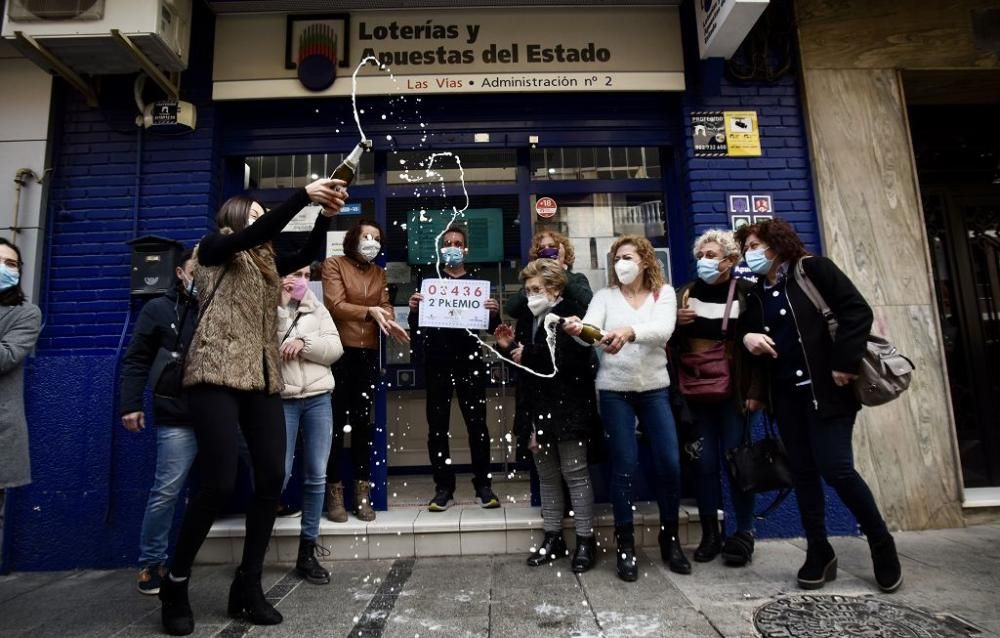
top-left (696, 257), bottom-right (722, 284)
top-left (0, 264), bottom-right (20, 290)
top-left (745, 248), bottom-right (773, 275)
top-left (441, 246), bottom-right (465, 267)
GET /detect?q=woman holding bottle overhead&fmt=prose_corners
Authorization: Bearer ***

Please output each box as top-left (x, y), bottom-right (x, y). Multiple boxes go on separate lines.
top-left (157, 177), bottom-right (347, 636)
top-left (562, 235), bottom-right (689, 582)
top-left (322, 219), bottom-right (408, 523)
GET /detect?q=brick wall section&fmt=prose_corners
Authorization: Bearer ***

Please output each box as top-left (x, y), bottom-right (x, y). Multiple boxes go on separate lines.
top-left (39, 0), bottom-right (219, 355)
top-left (40, 95), bottom-right (217, 355)
top-left (8, 4), bottom-right (220, 571)
top-left (680, 74), bottom-right (820, 254)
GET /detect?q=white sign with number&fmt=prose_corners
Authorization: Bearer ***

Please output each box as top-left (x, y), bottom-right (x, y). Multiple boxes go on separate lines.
top-left (418, 278), bottom-right (490, 330)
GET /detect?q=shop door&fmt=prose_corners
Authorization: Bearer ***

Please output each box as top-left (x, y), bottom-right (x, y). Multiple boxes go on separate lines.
top-left (923, 187), bottom-right (1000, 487)
top-left (382, 148), bottom-right (525, 507)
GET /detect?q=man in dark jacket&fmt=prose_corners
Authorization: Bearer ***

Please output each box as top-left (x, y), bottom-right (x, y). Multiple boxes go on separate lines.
top-left (408, 225), bottom-right (501, 512)
top-left (119, 248), bottom-right (198, 596)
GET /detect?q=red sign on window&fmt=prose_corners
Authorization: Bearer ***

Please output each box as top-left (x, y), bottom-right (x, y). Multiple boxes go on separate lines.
top-left (535, 197), bottom-right (558, 218)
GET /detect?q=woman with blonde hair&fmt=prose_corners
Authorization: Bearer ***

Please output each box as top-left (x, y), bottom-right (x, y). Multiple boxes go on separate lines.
top-left (562, 235), bottom-right (689, 581)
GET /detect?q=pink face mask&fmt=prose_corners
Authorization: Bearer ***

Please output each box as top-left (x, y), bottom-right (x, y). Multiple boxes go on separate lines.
top-left (290, 277), bottom-right (309, 302)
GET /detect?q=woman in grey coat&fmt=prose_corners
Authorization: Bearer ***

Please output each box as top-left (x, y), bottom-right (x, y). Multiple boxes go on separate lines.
top-left (0, 238), bottom-right (42, 497)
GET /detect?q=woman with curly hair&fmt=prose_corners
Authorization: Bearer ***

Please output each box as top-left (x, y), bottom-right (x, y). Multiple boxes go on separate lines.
top-left (735, 218), bottom-right (901, 594)
top-left (504, 229), bottom-right (592, 315)
top-left (562, 235), bottom-right (689, 581)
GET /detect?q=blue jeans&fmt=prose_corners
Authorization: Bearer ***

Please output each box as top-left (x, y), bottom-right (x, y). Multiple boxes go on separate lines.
top-left (599, 388), bottom-right (681, 527)
top-left (283, 394), bottom-right (334, 541)
top-left (138, 426), bottom-right (198, 568)
top-left (689, 401), bottom-right (756, 534)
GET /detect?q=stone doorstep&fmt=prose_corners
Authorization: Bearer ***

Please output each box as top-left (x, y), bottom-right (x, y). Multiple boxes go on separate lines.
top-left (197, 504), bottom-right (720, 564)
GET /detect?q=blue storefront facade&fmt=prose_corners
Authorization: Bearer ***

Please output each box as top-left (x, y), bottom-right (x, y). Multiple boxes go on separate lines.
top-left (3, 0), bottom-right (857, 572)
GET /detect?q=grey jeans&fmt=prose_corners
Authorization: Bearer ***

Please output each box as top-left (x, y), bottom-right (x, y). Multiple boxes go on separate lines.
top-left (533, 440), bottom-right (594, 537)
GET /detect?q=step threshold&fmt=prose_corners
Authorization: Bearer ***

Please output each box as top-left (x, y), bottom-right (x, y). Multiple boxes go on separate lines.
top-left (197, 503), bottom-right (720, 563)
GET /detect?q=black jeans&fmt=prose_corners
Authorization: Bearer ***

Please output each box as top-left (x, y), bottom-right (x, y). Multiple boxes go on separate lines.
top-left (773, 387), bottom-right (890, 544)
top-left (425, 362), bottom-right (492, 493)
top-left (328, 346), bottom-right (378, 484)
top-left (169, 384), bottom-right (286, 577)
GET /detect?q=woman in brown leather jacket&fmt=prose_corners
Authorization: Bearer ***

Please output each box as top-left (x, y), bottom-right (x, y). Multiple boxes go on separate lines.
top-left (322, 219), bottom-right (408, 522)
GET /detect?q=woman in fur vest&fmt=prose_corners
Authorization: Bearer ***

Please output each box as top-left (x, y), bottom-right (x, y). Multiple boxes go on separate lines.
top-left (158, 178), bottom-right (347, 636)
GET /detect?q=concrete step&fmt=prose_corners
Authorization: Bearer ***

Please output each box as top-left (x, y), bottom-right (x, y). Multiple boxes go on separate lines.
top-left (197, 503), bottom-right (717, 564)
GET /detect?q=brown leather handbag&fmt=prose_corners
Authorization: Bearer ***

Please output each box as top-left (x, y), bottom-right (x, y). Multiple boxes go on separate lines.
top-left (677, 278), bottom-right (737, 402)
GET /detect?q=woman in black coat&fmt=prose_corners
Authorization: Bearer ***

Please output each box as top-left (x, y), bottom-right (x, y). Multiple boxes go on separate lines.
top-left (495, 259), bottom-right (599, 573)
top-left (735, 218), bottom-right (901, 594)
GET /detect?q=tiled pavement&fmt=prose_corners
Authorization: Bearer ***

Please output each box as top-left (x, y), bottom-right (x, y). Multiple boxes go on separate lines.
top-left (0, 523), bottom-right (997, 637)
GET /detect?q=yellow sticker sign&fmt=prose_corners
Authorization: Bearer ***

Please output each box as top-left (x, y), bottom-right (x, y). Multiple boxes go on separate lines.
top-left (724, 111), bottom-right (761, 157)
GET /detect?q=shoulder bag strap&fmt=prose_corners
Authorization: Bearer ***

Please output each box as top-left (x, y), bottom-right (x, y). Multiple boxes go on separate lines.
top-left (191, 263), bottom-right (230, 333)
top-left (169, 292), bottom-right (193, 353)
top-left (281, 311), bottom-right (303, 343)
top-left (792, 258), bottom-right (837, 340)
top-left (755, 489), bottom-right (793, 519)
top-left (720, 277), bottom-right (738, 337)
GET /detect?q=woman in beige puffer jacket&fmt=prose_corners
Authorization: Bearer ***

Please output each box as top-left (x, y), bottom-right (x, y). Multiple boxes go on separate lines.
top-left (277, 265), bottom-right (343, 585)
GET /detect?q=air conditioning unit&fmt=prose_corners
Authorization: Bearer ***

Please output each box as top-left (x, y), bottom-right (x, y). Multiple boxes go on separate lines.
top-left (2, 0), bottom-right (192, 76)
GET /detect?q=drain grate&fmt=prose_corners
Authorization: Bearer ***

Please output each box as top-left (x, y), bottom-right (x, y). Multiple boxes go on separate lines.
top-left (754, 595), bottom-right (973, 638)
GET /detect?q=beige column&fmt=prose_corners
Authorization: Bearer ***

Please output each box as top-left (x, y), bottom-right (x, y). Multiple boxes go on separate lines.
top-left (800, 68), bottom-right (964, 530)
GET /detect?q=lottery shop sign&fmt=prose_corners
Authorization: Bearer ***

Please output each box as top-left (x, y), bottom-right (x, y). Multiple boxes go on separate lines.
top-left (418, 278), bottom-right (490, 330)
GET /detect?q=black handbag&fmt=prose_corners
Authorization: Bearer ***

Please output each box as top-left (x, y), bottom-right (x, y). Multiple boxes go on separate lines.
top-left (152, 265), bottom-right (229, 399)
top-left (725, 413), bottom-right (794, 495)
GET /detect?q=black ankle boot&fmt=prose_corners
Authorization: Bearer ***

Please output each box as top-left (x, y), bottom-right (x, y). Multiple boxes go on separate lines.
top-left (693, 518), bottom-right (722, 563)
top-left (797, 539), bottom-right (837, 590)
top-left (571, 534), bottom-right (597, 574)
top-left (527, 532), bottom-right (567, 566)
top-left (615, 525), bottom-right (638, 582)
top-left (870, 534), bottom-right (903, 593)
top-left (659, 523), bottom-right (692, 575)
top-left (721, 530), bottom-right (755, 567)
top-left (158, 575), bottom-right (194, 636)
top-left (296, 538), bottom-right (331, 585)
top-left (227, 567), bottom-right (283, 625)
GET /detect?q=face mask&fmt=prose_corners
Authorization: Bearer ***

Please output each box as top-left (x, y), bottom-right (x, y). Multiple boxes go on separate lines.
top-left (527, 293), bottom-right (552, 317)
top-left (745, 248), bottom-right (774, 275)
top-left (614, 259), bottom-right (640, 286)
top-left (0, 264), bottom-right (19, 290)
top-left (183, 275), bottom-right (197, 298)
top-left (359, 238), bottom-right (381, 262)
top-left (441, 246), bottom-right (465, 267)
top-left (697, 257), bottom-right (723, 284)
top-left (290, 277), bottom-right (309, 302)
top-left (538, 247), bottom-right (559, 260)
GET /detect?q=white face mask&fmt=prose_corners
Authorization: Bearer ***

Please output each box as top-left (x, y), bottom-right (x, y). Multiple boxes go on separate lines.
top-left (614, 259), bottom-right (640, 286)
top-left (527, 293), bottom-right (552, 317)
top-left (359, 238), bottom-right (381, 262)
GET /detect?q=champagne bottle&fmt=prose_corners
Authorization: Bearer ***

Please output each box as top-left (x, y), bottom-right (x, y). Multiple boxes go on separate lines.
top-left (329, 139), bottom-right (372, 185)
top-left (557, 317), bottom-right (606, 344)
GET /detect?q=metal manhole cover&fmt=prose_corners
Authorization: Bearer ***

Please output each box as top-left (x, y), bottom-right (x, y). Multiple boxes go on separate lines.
top-left (754, 595), bottom-right (969, 637)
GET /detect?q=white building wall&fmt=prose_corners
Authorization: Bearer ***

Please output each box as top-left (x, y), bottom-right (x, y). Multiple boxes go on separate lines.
top-left (0, 40), bottom-right (52, 305)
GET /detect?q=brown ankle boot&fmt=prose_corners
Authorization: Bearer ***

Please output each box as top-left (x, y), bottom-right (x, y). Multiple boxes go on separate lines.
top-left (354, 480), bottom-right (376, 522)
top-left (325, 483), bottom-right (348, 523)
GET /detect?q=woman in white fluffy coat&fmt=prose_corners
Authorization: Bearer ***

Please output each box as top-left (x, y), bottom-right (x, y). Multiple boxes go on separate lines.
top-left (277, 265), bottom-right (343, 585)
